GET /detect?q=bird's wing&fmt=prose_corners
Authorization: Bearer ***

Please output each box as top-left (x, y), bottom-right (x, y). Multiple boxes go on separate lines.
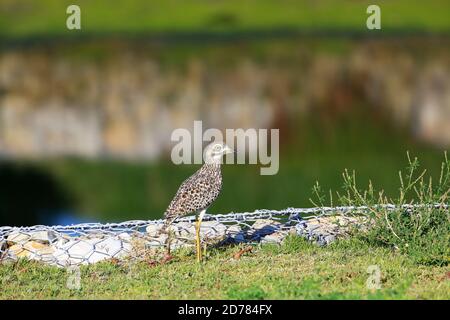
top-left (164, 170), bottom-right (219, 221)
top-left (164, 172), bottom-right (201, 218)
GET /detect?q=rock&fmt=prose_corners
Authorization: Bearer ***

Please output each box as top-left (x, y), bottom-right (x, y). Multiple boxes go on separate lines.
top-left (53, 240), bottom-right (93, 266)
top-left (164, 221), bottom-right (228, 248)
top-left (249, 219), bottom-right (281, 240)
top-left (226, 225), bottom-right (246, 243)
top-left (54, 237), bottom-right (70, 248)
top-left (294, 215), bottom-right (366, 245)
top-left (170, 222), bottom-right (196, 240)
top-left (201, 221), bottom-right (227, 243)
top-left (145, 223), bottom-right (164, 237)
top-left (53, 237), bottom-right (132, 266)
top-left (117, 232), bottom-right (131, 241)
top-left (8, 241), bottom-right (55, 261)
top-left (7, 230), bottom-right (58, 245)
top-left (252, 219), bottom-right (281, 229)
top-left (261, 231), bottom-right (287, 244)
top-left (261, 227), bottom-right (296, 244)
top-left (321, 234), bottom-right (336, 245)
top-left (144, 224), bottom-right (169, 247)
top-left (145, 221), bottom-right (227, 247)
top-left (6, 232), bottom-right (31, 245)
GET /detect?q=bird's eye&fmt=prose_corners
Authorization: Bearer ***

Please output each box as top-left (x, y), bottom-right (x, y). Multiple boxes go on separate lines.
top-left (214, 145), bottom-right (222, 151)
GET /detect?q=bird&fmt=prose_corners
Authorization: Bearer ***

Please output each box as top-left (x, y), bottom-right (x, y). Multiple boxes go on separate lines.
top-left (162, 142), bottom-right (233, 262)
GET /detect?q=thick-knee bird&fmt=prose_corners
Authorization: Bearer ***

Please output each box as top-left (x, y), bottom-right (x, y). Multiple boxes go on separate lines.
top-left (163, 142), bottom-right (233, 262)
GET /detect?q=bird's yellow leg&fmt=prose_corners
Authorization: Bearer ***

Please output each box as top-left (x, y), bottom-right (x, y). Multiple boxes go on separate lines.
top-left (196, 210), bottom-right (206, 262)
top-left (195, 218), bottom-right (201, 262)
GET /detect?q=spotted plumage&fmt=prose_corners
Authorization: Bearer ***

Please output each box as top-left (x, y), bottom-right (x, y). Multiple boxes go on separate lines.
top-left (163, 142), bottom-right (233, 227)
top-left (163, 162), bottom-right (222, 225)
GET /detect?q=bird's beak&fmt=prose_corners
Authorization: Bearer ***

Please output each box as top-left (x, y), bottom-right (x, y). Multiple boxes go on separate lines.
top-left (225, 146), bottom-right (234, 154)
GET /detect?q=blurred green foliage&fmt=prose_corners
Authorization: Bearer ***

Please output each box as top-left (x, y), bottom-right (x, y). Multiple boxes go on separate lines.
top-left (21, 112), bottom-right (442, 223)
top-left (0, 0), bottom-right (449, 41)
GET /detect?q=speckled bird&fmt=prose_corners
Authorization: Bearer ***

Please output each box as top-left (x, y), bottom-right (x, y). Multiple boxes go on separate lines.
top-left (163, 142), bottom-right (233, 261)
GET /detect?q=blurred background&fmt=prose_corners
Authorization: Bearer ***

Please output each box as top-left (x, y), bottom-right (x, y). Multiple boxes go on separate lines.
top-left (0, 0), bottom-right (449, 226)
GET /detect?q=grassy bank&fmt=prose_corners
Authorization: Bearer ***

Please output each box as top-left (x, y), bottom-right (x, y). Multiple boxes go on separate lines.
top-left (0, 237), bottom-right (448, 299)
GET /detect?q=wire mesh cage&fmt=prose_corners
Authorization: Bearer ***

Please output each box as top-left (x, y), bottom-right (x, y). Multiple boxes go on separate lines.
top-left (0, 204), bottom-right (445, 267)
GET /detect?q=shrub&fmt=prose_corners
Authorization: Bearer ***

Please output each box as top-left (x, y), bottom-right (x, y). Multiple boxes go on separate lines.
top-left (312, 152), bottom-right (450, 266)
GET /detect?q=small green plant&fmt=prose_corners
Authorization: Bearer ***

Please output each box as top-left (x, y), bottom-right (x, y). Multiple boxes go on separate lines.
top-left (312, 152), bottom-right (450, 266)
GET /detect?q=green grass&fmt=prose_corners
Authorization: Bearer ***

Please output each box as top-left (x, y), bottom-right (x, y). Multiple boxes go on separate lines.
top-left (1, 0), bottom-right (449, 41)
top-left (0, 237), bottom-right (448, 299)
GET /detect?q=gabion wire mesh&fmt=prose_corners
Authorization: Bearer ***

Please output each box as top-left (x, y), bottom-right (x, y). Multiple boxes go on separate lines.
top-left (0, 204), bottom-right (446, 268)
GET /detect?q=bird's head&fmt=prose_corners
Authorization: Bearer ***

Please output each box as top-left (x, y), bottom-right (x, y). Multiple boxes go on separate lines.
top-left (204, 142), bottom-right (234, 164)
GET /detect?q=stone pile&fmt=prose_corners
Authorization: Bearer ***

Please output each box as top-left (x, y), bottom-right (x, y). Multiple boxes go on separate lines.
top-left (0, 215), bottom-right (367, 267)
